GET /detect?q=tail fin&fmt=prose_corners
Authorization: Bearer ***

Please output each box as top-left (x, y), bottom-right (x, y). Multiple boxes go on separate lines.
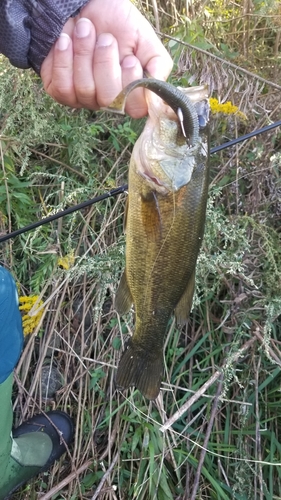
top-left (115, 340), bottom-right (163, 400)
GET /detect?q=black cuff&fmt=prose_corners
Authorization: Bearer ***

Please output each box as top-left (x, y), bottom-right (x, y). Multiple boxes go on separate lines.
top-left (0, 0), bottom-right (90, 74)
top-left (29, 0), bottom-right (90, 74)
top-left (0, 0), bottom-right (31, 70)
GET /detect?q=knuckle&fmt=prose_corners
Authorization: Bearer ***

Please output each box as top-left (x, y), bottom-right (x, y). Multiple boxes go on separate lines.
top-left (74, 45), bottom-right (93, 57)
top-left (76, 84), bottom-right (96, 101)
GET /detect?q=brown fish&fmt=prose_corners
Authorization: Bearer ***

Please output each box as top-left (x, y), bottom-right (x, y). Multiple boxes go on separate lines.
top-left (107, 79), bottom-right (210, 399)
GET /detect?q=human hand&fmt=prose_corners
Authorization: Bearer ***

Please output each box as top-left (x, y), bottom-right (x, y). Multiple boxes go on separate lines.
top-left (41, 0), bottom-right (173, 118)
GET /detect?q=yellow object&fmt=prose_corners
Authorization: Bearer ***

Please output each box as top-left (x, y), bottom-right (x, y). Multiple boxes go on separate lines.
top-left (57, 251), bottom-right (75, 270)
top-left (209, 97), bottom-right (247, 121)
top-left (19, 296), bottom-right (44, 336)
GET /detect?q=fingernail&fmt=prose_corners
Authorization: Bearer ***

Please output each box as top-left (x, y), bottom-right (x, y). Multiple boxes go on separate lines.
top-left (75, 18), bottom-right (92, 38)
top-left (57, 33), bottom-right (70, 51)
top-left (96, 33), bottom-right (114, 47)
top-left (122, 55), bottom-right (137, 69)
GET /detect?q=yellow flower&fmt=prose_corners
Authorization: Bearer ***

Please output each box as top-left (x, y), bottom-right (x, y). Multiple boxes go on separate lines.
top-left (19, 295), bottom-right (44, 336)
top-left (209, 97), bottom-right (247, 121)
top-left (58, 251), bottom-right (75, 270)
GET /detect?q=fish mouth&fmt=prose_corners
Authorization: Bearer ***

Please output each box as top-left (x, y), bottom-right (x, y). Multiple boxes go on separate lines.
top-left (136, 141), bottom-right (173, 194)
top-left (135, 111), bottom-right (198, 193)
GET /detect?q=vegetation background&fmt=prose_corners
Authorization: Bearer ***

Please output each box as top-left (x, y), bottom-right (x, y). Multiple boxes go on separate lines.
top-left (0, 0), bottom-right (281, 498)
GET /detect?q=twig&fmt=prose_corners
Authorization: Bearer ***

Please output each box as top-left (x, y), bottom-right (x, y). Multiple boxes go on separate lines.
top-left (159, 337), bottom-right (257, 432)
top-left (28, 147), bottom-right (87, 180)
top-left (254, 324), bottom-right (281, 366)
top-left (91, 454), bottom-right (118, 500)
top-left (190, 375), bottom-right (224, 500)
top-left (39, 459), bottom-right (93, 500)
top-left (157, 32), bottom-right (281, 92)
top-left (151, 0), bottom-right (160, 31)
top-left (255, 356), bottom-right (263, 500)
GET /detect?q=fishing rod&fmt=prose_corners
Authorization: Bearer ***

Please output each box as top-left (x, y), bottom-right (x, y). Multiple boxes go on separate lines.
top-left (0, 185), bottom-right (128, 243)
top-left (211, 118), bottom-right (281, 153)
top-left (0, 119), bottom-right (280, 244)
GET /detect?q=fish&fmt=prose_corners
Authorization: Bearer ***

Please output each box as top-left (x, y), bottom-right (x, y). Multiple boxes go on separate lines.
top-left (107, 78), bottom-right (210, 400)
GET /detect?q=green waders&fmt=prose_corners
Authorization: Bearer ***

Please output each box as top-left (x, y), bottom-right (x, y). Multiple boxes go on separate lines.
top-left (0, 266), bottom-right (73, 499)
top-left (0, 374), bottom-right (53, 499)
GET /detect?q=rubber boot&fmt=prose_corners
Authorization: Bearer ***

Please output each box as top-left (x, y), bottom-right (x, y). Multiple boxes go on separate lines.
top-left (0, 266), bottom-right (74, 499)
top-left (0, 373), bottom-right (45, 499)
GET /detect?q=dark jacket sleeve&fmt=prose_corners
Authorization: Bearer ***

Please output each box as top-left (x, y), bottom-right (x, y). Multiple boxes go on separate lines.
top-left (0, 0), bottom-right (90, 74)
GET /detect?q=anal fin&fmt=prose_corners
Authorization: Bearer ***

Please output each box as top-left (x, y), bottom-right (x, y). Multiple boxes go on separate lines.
top-left (123, 197), bottom-right (129, 234)
top-left (175, 270), bottom-right (196, 325)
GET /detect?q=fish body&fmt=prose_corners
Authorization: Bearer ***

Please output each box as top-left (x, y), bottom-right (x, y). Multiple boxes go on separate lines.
top-left (113, 79), bottom-right (210, 399)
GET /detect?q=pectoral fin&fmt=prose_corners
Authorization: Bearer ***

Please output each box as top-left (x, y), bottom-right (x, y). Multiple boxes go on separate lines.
top-left (175, 270), bottom-right (196, 325)
top-left (141, 191), bottom-right (162, 240)
top-left (115, 270), bottom-right (133, 315)
top-left (123, 197), bottom-right (128, 234)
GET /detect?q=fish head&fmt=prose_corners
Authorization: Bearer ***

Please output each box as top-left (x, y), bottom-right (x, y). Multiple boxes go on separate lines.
top-left (132, 85), bottom-right (209, 194)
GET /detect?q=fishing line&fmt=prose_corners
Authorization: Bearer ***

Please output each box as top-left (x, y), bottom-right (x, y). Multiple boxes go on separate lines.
top-left (0, 119), bottom-right (280, 244)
